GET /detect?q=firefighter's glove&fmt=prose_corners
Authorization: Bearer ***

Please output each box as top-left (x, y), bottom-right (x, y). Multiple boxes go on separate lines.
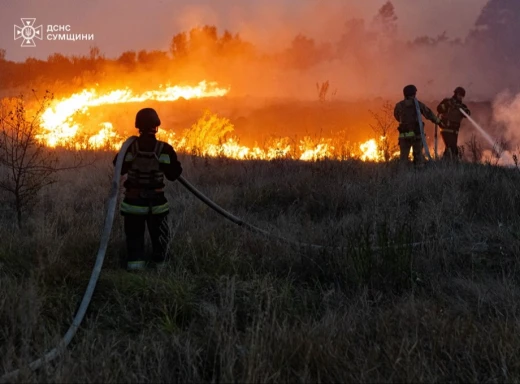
top-left (437, 120), bottom-right (446, 129)
top-left (459, 103), bottom-right (471, 115)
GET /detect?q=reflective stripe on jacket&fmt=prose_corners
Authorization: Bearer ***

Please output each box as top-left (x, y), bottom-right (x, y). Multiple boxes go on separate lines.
top-left (120, 201), bottom-right (169, 215)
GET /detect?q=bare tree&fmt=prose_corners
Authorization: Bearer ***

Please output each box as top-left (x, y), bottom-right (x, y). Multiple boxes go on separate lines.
top-left (470, 0), bottom-right (520, 66)
top-left (89, 45), bottom-right (103, 61)
top-left (368, 101), bottom-right (399, 161)
top-left (490, 136), bottom-right (509, 166)
top-left (464, 134), bottom-right (483, 163)
top-left (0, 91), bottom-right (85, 229)
top-left (316, 81), bottom-right (337, 103)
top-left (373, 1), bottom-right (398, 36)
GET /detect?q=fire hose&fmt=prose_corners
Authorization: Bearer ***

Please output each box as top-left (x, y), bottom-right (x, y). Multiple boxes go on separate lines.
top-left (434, 114), bottom-right (440, 160)
top-left (1, 136), bottom-right (453, 382)
top-left (459, 108), bottom-right (515, 165)
top-left (437, 108), bottom-right (508, 164)
top-left (414, 99), bottom-right (432, 161)
top-left (1, 136), bottom-right (137, 383)
top-left (178, 176), bottom-right (445, 250)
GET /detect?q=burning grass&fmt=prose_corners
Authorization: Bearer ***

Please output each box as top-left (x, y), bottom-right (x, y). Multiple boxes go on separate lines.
top-left (0, 81), bottom-right (401, 162)
top-left (1, 153), bottom-right (520, 382)
top-left (5, 83), bottom-right (502, 165)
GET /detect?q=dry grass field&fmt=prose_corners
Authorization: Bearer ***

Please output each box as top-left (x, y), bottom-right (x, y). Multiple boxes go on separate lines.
top-left (2, 5), bottom-right (520, 380)
top-left (2, 150), bottom-right (520, 383)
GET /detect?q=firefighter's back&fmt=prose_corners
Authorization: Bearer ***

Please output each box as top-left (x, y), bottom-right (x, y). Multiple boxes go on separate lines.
top-left (395, 99), bottom-right (420, 135)
top-left (125, 136), bottom-right (166, 192)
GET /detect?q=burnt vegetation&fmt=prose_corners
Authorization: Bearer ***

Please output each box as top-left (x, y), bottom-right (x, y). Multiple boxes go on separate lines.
top-left (1, 0), bottom-right (520, 382)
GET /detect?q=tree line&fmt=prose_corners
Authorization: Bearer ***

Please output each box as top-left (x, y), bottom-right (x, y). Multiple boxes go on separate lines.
top-left (0, 0), bottom-right (517, 91)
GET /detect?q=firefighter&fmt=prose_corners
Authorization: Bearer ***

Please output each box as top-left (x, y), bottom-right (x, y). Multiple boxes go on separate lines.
top-left (437, 86), bottom-right (471, 160)
top-left (394, 84), bottom-right (444, 165)
top-left (113, 108), bottom-right (183, 271)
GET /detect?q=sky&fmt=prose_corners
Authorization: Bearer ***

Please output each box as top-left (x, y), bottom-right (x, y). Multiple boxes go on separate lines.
top-left (1, 0), bottom-right (488, 62)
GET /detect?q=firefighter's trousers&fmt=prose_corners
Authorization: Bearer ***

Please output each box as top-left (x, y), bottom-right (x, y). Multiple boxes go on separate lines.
top-left (399, 137), bottom-right (423, 164)
top-left (441, 131), bottom-right (459, 160)
top-left (123, 212), bottom-right (170, 270)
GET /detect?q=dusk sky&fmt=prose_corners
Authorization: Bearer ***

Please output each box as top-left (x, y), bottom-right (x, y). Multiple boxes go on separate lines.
top-left (1, 0), bottom-right (488, 62)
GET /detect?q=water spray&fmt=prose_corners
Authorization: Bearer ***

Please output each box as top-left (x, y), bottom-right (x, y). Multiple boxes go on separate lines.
top-left (459, 108), bottom-right (514, 165)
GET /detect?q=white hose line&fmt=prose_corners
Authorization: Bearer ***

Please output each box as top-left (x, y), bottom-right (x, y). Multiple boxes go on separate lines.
top-left (1, 137), bottom-right (451, 382)
top-left (0, 136), bottom-right (138, 383)
top-left (434, 114), bottom-right (439, 160)
top-left (414, 99), bottom-right (432, 161)
top-left (459, 108), bottom-right (515, 165)
top-left (178, 176), bottom-right (324, 249)
top-left (177, 176), bottom-right (450, 251)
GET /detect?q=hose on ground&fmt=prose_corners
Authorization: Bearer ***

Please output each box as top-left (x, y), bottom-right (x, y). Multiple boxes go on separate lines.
top-left (0, 135), bottom-right (139, 383)
top-left (1, 136), bottom-right (451, 381)
top-left (177, 176), bottom-right (451, 251)
top-left (177, 176), bottom-right (326, 249)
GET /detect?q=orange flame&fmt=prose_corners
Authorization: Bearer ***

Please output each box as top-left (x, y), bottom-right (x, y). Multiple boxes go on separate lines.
top-left (38, 81), bottom-right (229, 147)
top-left (34, 81), bottom-right (401, 161)
top-left (360, 138), bottom-right (381, 161)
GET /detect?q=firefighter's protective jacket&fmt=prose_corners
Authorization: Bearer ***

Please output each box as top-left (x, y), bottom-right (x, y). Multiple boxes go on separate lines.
top-left (394, 98), bottom-right (439, 138)
top-left (437, 97), bottom-right (471, 132)
top-left (112, 135), bottom-right (182, 215)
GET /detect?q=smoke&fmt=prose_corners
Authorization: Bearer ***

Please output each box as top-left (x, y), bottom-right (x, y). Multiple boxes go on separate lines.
top-left (465, 91), bottom-right (520, 166)
top-left (4, 0), bottom-right (520, 150)
top-left (4, 0), bottom-right (517, 103)
top-left (167, 0), bottom-right (361, 59)
top-left (492, 91), bottom-right (520, 138)
top-left (492, 91), bottom-right (520, 149)
top-left (150, 0), bottom-right (516, 103)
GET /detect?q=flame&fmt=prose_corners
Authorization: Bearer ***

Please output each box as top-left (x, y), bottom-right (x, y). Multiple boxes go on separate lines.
top-left (360, 139), bottom-right (379, 161)
top-left (31, 81), bottom-right (403, 161)
top-left (266, 138), bottom-right (292, 159)
top-left (207, 138), bottom-right (253, 159)
top-left (88, 122), bottom-right (122, 149)
top-left (299, 137), bottom-right (333, 161)
top-left (359, 136), bottom-right (399, 162)
top-left (38, 81), bottom-right (229, 147)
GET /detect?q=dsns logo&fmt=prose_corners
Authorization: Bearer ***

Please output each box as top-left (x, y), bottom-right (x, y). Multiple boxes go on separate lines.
top-left (14, 18), bottom-right (43, 47)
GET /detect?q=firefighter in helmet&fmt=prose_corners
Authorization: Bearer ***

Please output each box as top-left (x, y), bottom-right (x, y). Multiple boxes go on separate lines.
top-left (394, 85), bottom-right (443, 165)
top-left (113, 108), bottom-right (183, 271)
top-left (437, 86), bottom-right (471, 160)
